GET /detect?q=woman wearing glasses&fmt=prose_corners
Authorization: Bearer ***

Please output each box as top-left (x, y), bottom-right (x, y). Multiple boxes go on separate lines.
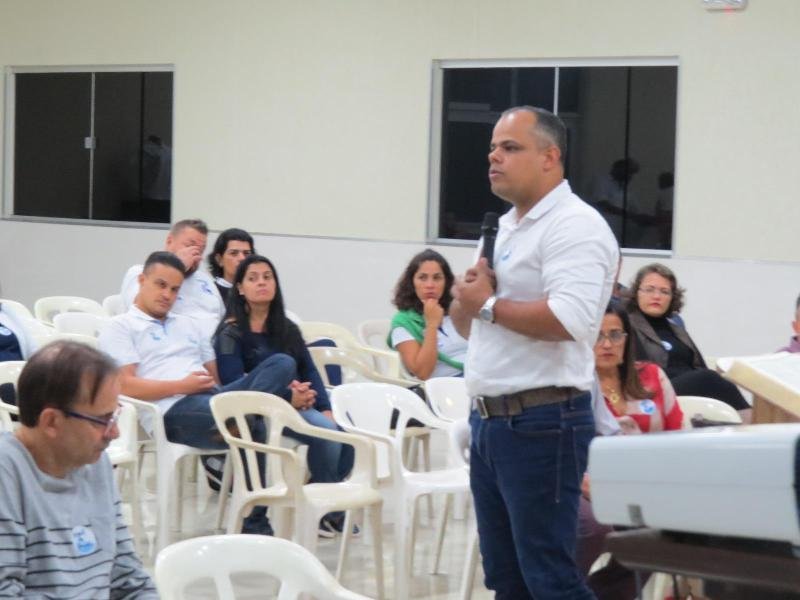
top-left (596, 301), bottom-right (683, 433)
top-left (626, 263), bottom-right (750, 420)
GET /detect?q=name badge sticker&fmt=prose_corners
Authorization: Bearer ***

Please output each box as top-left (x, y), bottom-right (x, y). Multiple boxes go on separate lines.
top-left (661, 340), bottom-right (673, 351)
top-left (71, 526), bottom-right (97, 556)
top-left (639, 399), bottom-right (656, 415)
top-left (0, 326), bottom-right (11, 336)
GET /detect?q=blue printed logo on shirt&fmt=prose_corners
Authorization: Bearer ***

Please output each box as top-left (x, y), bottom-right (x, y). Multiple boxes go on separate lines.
top-left (71, 526), bottom-right (97, 556)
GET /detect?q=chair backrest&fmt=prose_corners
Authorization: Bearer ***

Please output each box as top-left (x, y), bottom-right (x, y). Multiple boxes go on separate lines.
top-left (102, 294), bottom-right (126, 317)
top-left (53, 312), bottom-right (110, 337)
top-left (332, 382), bottom-right (450, 479)
top-left (357, 318), bottom-right (391, 350)
top-left (308, 345), bottom-right (383, 387)
top-left (34, 296), bottom-right (106, 325)
top-left (424, 376), bottom-right (470, 421)
top-left (155, 534), bottom-right (372, 600)
top-left (211, 391), bottom-right (307, 498)
top-left (677, 395), bottom-right (743, 429)
top-left (0, 361), bottom-right (24, 431)
top-left (299, 321), bottom-right (360, 349)
top-left (0, 298), bottom-right (34, 320)
top-left (107, 401), bottom-right (138, 460)
top-left (33, 332), bottom-right (99, 349)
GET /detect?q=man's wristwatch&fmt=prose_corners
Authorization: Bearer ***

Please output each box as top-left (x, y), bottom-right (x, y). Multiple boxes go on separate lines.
top-left (478, 296), bottom-right (497, 323)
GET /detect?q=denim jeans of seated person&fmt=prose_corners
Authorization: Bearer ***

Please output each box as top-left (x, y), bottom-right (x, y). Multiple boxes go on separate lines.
top-left (469, 393), bottom-right (596, 600)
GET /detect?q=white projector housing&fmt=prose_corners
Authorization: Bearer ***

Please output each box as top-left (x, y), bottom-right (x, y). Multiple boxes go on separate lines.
top-left (589, 424), bottom-right (800, 547)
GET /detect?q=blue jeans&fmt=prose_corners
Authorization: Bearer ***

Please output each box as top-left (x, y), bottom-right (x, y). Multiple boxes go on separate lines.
top-left (163, 353), bottom-right (297, 449)
top-left (469, 393), bottom-right (596, 600)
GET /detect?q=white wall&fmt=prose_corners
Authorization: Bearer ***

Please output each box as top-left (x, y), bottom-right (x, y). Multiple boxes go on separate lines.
top-left (1, 1), bottom-right (799, 360)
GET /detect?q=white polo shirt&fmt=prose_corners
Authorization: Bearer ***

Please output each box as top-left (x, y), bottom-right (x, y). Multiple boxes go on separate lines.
top-left (98, 306), bottom-right (215, 431)
top-left (465, 180), bottom-right (618, 398)
top-left (120, 265), bottom-right (224, 341)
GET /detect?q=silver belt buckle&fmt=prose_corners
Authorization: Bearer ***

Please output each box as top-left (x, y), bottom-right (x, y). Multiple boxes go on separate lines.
top-left (475, 396), bottom-right (490, 419)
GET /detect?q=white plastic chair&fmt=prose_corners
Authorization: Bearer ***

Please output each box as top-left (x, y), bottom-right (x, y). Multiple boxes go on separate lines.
top-left (0, 298), bottom-right (34, 320)
top-left (300, 320), bottom-right (406, 379)
top-left (0, 361), bottom-right (25, 432)
top-left (102, 294), bottom-right (126, 317)
top-left (33, 295), bottom-right (106, 326)
top-left (678, 395), bottom-right (743, 429)
top-left (108, 400), bottom-right (143, 548)
top-left (331, 382), bottom-right (470, 600)
top-left (209, 391), bottom-right (384, 597)
top-left (53, 312), bottom-right (110, 337)
top-left (155, 534), bottom-right (373, 600)
top-left (311, 345), bottom-right (433, 481)
top-left (120, 395), bottom-right (231, 552)
top-left (424, 377), bottom-right (470, 422)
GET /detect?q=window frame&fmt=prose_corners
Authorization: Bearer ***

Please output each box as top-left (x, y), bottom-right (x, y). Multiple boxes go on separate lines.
top-left (3, 63), bottom-right (175, 229)
top-left (427, 56), bottom-right (680, 257)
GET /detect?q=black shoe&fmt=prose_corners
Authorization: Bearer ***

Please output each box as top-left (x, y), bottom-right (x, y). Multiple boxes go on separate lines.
top-left (241, 512), bottom-right (274, 536)
top-left (319, 513), bottom-right (360, 537)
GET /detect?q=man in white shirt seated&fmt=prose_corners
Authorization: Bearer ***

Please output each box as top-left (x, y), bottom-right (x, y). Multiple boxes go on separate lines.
top-left (120, 218), bottom-right (223, 340)
top-left (100, 251), bottom-right (313, 534)
top-left (0, 340), bottom-right (157, 598)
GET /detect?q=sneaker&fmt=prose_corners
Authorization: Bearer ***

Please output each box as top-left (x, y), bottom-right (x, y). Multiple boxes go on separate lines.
top-left (200, 454), bottom-right (226, 492)
top-left (318, 518), bottom-right (337, 538)
top-left (319, 514), bottom-right (360, 537)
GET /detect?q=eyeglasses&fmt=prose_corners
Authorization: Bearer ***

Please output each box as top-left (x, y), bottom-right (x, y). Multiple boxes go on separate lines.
top-left (638, 286), bottom-right (672, 297)
top-left (595, 330), bottom-right (627, 345)
top-left (61, 406), bottom-right (121, 436)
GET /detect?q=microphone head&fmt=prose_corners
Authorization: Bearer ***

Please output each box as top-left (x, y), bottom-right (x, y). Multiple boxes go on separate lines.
top-left (481, 212), bottom-right (499, 235)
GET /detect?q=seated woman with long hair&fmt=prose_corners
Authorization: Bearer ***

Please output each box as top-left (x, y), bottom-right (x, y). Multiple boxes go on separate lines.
top-left (388, 249), bottom-right (467, 380)
top-left (625, 263), bottom-right (751, 421)
top-left (578, 301), bottom-right (683, 599)
top-left (213, 255), bottom-right (353, 532)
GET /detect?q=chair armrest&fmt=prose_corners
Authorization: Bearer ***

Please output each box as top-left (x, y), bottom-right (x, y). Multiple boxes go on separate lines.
top-left (223, 435), bottom-right (305, 491)
top-left (287, 423), bottom-right (378, 486)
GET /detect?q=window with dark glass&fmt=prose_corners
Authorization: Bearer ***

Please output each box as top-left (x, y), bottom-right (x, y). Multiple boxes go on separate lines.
top-left (436, 64), bottom-right (677, 250)
top-left (12, 70), bottom-right (173, 223)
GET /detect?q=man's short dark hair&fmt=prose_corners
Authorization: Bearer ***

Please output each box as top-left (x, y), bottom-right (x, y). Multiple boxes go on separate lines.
top-left (170, 218), bottom-right (208, 237)
top-left (502, 105), bottom-right (568, 164)
top-left (207, 228), bottom-right (255, 278)
top-left (17, 341), bottom-right (118, 427)
top-left (143, 251), bottom-right (186, 276)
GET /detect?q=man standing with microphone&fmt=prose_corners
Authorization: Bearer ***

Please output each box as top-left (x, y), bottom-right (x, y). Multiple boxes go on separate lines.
top-left (451, 106), bottom-right (618, 599)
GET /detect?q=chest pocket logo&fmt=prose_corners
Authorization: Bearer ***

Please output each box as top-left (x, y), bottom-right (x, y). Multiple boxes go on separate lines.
top-left (200, 281), bottom-right (213, 295)
top-left (149, 330), bottom-right (163, 341)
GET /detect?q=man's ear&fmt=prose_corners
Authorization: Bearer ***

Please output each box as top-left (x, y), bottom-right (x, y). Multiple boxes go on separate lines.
top-left (542, 144), bottom-right (562, 171)
top-left (37, 407), bottom-right (63, 439)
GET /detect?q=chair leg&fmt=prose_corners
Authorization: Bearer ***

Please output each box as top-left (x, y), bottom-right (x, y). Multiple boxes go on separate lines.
top-left (127, 462), bottom-right (144, 553)
top-left (369, 504), bottom-right (385, 600)
top-left (459, 526), bottom-right (480, 600)
top-left (215, 453), bottom-right (232, 531)
top-left (421, 434), bottom-right (433, 521)
top-left (156, 455), bottom-right (178, 552)
top-left (172, 456), bottom-right (186, 531)
top-left (431, 493), bottom-right (451, 574)
top-left (393, 495), bottom-right (411, 600)
top-left (408, 496), bottom-right (419, 574)
top-left (335, 509), bottom-right (355, 580)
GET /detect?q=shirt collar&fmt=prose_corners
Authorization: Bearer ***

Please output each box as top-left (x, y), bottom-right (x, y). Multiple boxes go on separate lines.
top-left (499, 179), bottom-right (571, 227)
top-left (215, 276), bottom-right (233, 289)
top-left (128, 304), bottom-right (173, 324)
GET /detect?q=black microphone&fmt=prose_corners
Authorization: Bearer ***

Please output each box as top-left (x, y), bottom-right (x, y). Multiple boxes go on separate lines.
top-left (480, 212), bottom-right (499, 269)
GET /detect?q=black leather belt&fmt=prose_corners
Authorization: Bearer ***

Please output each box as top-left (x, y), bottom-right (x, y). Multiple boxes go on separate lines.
top-left (474, 386), bottom-right (582, 419)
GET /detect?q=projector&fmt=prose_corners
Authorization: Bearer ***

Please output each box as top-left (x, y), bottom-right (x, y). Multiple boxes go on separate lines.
top-left (588, 424), bottom-right (800, 548)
